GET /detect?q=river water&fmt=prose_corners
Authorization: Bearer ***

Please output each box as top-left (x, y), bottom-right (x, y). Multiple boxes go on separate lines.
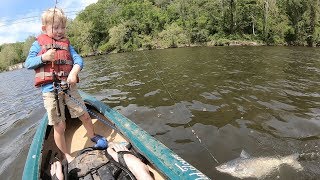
top-left (0, 46), bottom-right (320, 179)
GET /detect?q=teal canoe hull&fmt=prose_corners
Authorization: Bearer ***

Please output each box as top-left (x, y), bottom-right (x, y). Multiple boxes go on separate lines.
top-left (23, 90), bottom-right (210, 180)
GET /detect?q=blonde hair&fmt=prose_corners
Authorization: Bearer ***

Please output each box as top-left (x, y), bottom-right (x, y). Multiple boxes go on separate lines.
top-left (41, 8), bottom-right (67, 26)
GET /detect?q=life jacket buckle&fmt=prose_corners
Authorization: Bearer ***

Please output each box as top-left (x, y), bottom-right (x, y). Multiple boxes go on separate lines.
top-left (55, 59), bottom-right (67, 65)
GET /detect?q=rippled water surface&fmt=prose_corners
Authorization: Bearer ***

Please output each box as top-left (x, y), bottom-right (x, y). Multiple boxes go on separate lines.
top-left (1, 46), bottom-right (320, 179)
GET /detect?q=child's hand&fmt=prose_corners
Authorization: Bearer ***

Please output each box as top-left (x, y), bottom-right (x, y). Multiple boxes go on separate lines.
top-left (67, 72), bottom-right (78, 84)
top-left (41, 49), bottom-right (56, 62)
top-left (67, 64), bottom-right (81, 84)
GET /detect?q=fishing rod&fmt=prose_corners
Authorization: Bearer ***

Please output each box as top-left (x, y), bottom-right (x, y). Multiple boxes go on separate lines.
top-left (51, 0), bottom-right (58, 66)
top-left (51, 0), bottom-right (62, 117)
top-left (49, 0), bottom-right (116, 130)
top-left (141, 50), bottom-right (219, 164)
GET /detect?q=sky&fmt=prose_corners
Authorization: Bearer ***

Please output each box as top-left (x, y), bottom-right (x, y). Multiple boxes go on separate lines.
top-left (0, 0), bottom-right (98, 45)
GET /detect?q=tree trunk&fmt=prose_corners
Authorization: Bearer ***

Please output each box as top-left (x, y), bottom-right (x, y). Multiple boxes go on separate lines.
top-left (229, 0), bottom-right (236, 34)
top-left (263, 0), bottom-right (269, 39)
top-left (252, 19), bottom-right (255, 35)
top-left (307, 0), bottom-right (317, 47)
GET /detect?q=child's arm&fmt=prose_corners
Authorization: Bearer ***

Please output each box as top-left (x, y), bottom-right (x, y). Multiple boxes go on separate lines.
top-left (67, 45), bottom-right (83, 84)
top-left (67, 64), bottom-right (81, 84)
top-left (25, 41), bottom-right (56, 69)
top-left (25, 41), bottom-right (42, 69)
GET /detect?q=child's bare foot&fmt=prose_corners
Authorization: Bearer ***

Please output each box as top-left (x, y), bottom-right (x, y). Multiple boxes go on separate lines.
top-left (50, 161), bottom-right (64, 180)
top-left (107, 142), bottom-right (153, 180)
top-left (65, 154), bottom-right (74, 163)
top-left (107, 142), bottom-right (130, 160)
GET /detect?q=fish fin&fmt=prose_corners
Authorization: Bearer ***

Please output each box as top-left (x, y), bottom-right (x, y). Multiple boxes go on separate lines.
top-left (292, 153), bottom-right (300, 160)
top-left (240, 150), bottom-right (250, 159)
top-left (282, 153), bottom-right (303, 171)
top-left (284, 153), bottom-right (299, 162)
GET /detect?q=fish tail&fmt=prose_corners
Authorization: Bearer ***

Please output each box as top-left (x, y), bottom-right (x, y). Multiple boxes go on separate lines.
top-left (281, 154), bottom-right (303, 170)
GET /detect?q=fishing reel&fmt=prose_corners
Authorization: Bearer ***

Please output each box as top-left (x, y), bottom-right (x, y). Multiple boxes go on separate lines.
top-left (59, 80), bottom-right (70, 91)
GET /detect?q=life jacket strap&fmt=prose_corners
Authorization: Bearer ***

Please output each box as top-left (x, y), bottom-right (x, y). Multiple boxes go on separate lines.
top-left (42, 44), bottom-right (69, 51)
top-left (35, 71), bottom-right (69, 78)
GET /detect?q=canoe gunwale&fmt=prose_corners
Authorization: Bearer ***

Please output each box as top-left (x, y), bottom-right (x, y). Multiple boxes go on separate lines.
top-left (22, 114), bottom-right (48, 180)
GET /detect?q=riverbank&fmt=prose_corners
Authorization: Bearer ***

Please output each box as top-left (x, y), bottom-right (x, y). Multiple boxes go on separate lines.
top-left (81, 40), bottom-right (263, 57)
top-left (7, 63), bottom-right (24, 71)
top-left (0, 40), bottom-right (278, 72)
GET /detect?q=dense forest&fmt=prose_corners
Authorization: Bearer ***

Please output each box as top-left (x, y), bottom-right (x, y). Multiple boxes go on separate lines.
top-left (1, 0), bottom-right (320, 71)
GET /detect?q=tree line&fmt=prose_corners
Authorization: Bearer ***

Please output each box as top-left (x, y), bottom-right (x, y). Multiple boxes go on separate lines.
top-left (1, 0), bottom-right (320, 71)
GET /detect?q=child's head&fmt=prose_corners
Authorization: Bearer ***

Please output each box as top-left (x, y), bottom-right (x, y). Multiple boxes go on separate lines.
top-left (41, 8), bottom-right (67, 40)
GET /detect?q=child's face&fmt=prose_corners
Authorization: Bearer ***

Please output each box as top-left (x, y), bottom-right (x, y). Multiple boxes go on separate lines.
top-left (42, 21), bottom-right (66, 40)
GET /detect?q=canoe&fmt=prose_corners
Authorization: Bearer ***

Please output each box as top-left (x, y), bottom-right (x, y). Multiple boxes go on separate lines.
top-left (22, 90), bottom-right (210, 180)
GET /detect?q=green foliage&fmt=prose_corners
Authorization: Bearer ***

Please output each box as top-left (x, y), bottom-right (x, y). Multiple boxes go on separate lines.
top-left (67, 19), bottom-right (95, 55)
top-left (55, 0), bottom-right (320, 52)
top-left (140, 35), bottom-right (156, 50)
top-left (0, 43), bottom-right (21, 70)
top-left (98, 43), bottom-right (115, 53)
top-left (158, 23), bottom-right (189, 48)
top-left (208, 38), bottom-right (231, 46)
top-left (285, 27), bottom-right (297, 45)
top-left (107, 22), bottom-right (130, 52)
top-left (314, 27), bottom-right (320, 46)
top-left (284, 0), bottom-right (308, 44)
top-left (22, 36), bottom-right (36, 59)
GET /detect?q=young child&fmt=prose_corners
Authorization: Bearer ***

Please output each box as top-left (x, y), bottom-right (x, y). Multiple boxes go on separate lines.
top-left (25, 8), bottom-right (107, 163)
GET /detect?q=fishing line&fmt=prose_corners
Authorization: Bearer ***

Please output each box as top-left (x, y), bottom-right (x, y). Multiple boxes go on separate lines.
top-left (141, 50), bottom-right (219, 164)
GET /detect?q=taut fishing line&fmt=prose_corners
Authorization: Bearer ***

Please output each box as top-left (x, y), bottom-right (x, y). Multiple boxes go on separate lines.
top-left (51, 0), bottom-right (218, 165)
top-left (141, 50), bottom-right (219, 164)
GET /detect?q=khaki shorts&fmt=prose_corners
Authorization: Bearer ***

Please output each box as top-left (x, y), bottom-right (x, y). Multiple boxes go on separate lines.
top-left (43, 84), bottom-right (86, 125)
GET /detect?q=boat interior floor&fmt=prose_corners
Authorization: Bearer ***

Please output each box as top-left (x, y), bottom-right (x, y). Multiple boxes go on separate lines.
top-left (40, 108), bottom-right (162, 179)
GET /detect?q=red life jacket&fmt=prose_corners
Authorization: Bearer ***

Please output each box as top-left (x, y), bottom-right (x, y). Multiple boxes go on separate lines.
top-left (34, 34), bottom-right (73, 87)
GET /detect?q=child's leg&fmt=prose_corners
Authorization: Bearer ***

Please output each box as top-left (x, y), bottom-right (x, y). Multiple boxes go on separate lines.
top-left (53, 121), bottom-right (73, 162)
top-left (43, 92), bottom-right (73, 162)
top-left (65, 85), bottom-right (107, 149)
top-left (50, 161), bottom-right (64, 180)
top-left (78, 112), bottom-right (95, 139)
top-left (65, 85), bottom-right (95, 138)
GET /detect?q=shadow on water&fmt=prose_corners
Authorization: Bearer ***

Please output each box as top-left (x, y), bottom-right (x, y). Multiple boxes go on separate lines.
top-left (1, 46), bottom-right (320, 179)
